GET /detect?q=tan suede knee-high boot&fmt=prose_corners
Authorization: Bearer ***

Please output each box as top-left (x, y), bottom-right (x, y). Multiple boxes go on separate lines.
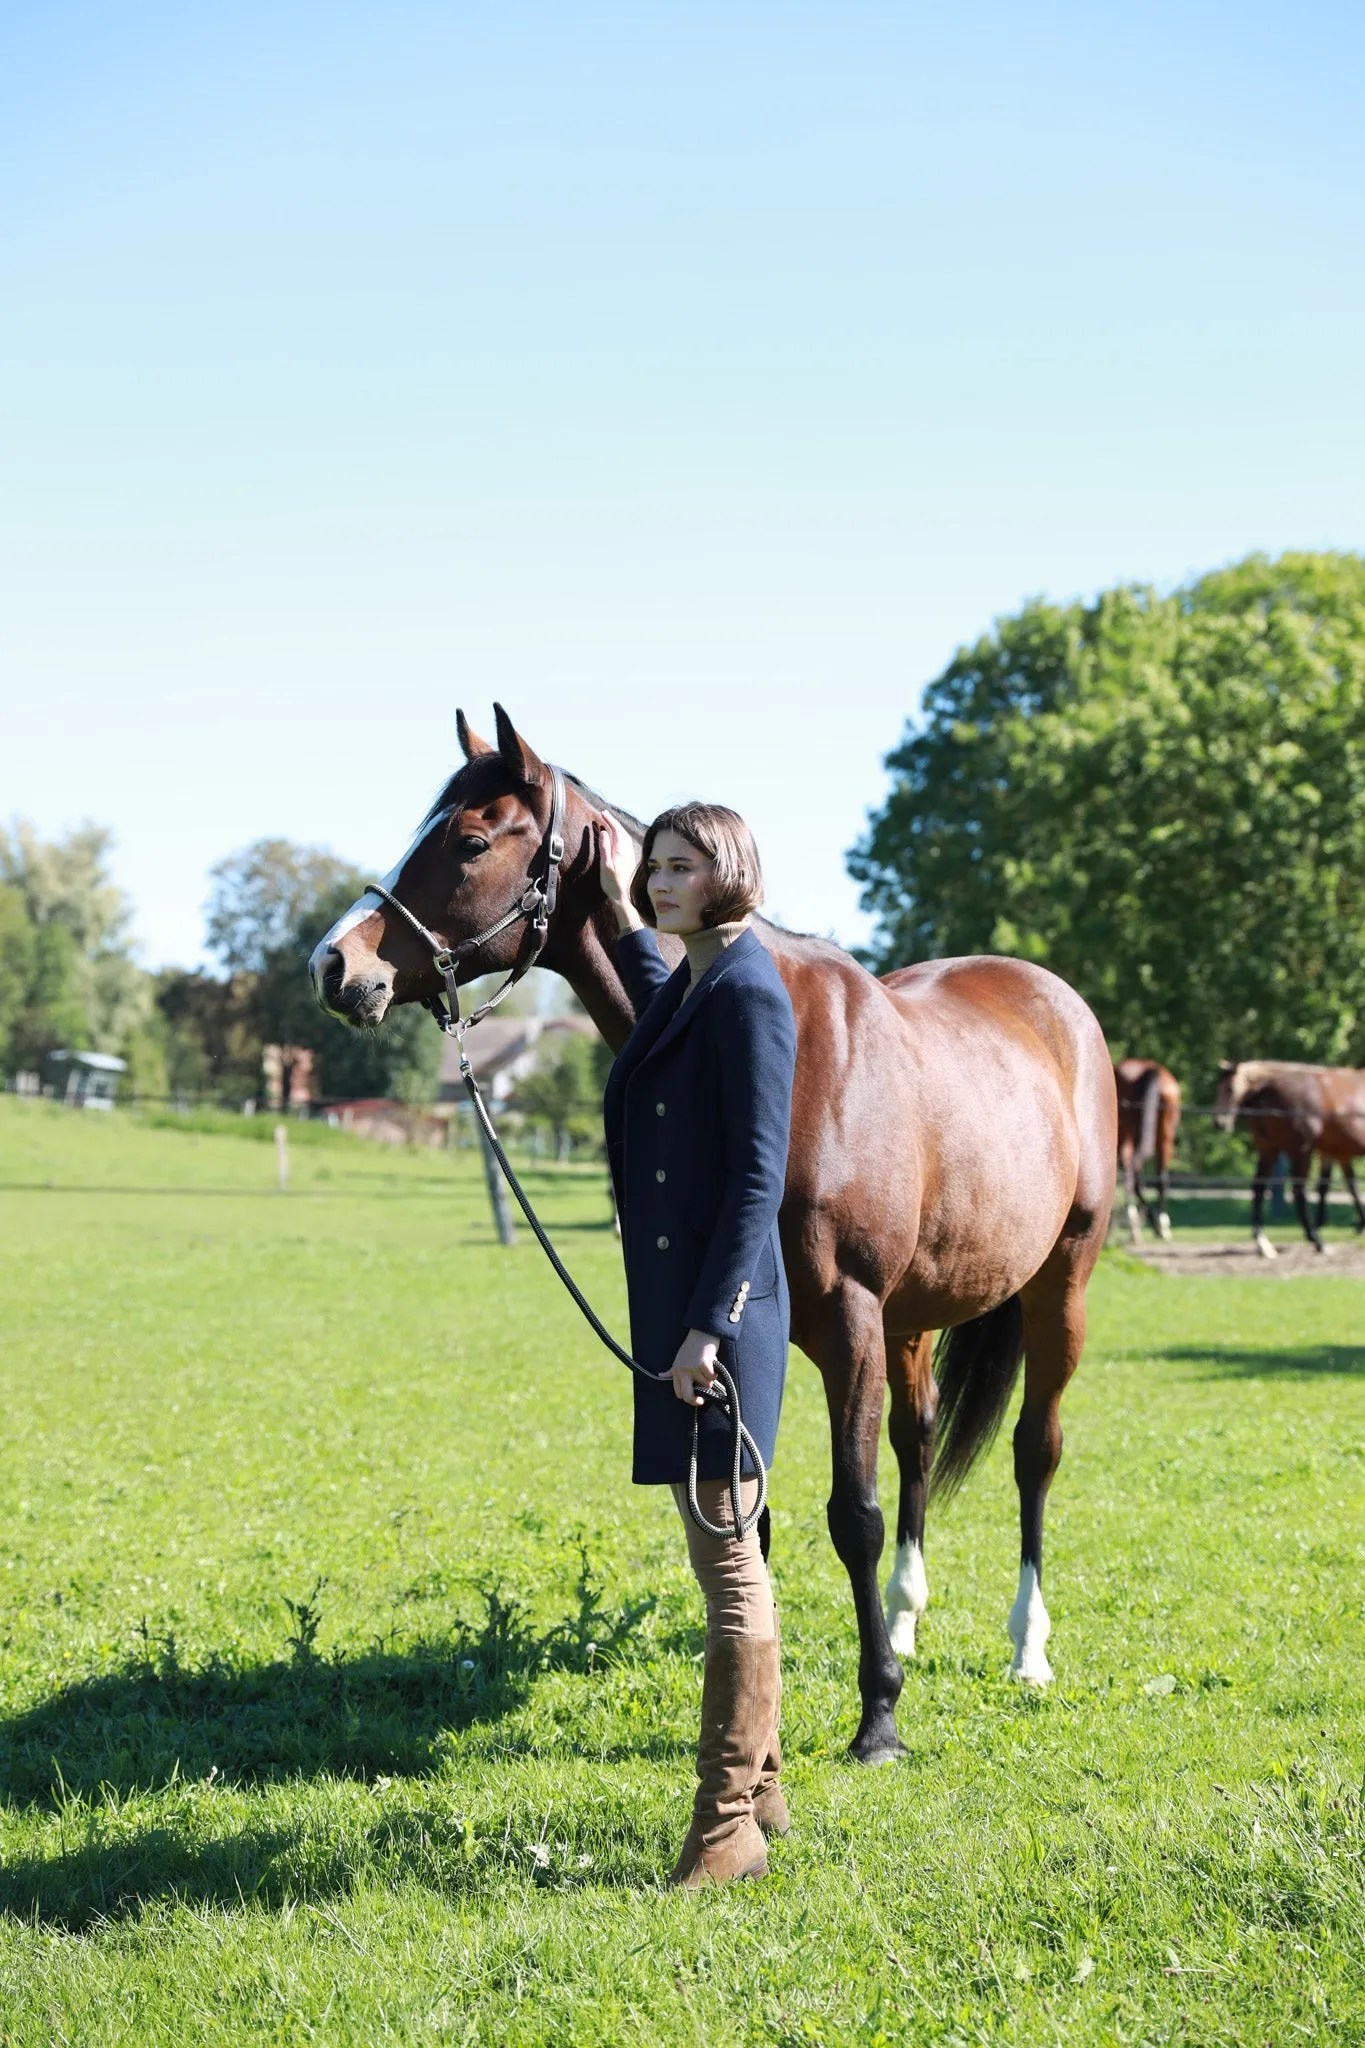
top-left (670, 1636), bottom-right (777, 1887)
top-left (751, 1604), bottom-right (789, 1838)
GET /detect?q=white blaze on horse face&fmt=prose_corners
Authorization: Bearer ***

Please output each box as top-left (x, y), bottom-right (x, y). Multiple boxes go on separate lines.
top-left (309, 806), bottom-right (455, 981)
top-left (1008, 1562), bottom-right (1054, 1684)
top-left (884, 1538), bottom-right (929, 1658)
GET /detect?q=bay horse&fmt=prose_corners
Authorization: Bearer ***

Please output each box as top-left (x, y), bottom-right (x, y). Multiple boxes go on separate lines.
top-left (310, 707), bottom-right (1115, 1759)
top-left (1113, 1058), bottom-right (1181, 1244)
top-left (1214, 1059), bottom-right (1365, 1258)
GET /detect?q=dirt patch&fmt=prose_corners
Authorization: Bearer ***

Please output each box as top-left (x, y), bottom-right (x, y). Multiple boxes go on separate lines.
top-left (1124, 1237), bottom-right (1365, 1278)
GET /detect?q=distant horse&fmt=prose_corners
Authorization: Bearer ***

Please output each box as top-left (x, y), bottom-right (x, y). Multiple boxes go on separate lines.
top-left (1214, 1060), bottom-right (1365, 1258)
top-left (310, 707), bottom-right (1115, 1758)
top-left (1113, 1058), bottom-right (1181, 1243)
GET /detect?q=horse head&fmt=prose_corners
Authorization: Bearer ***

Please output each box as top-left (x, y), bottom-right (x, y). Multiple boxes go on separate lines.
top-left (310, 704), bottom-right (602, 1030)
top-left (1212, 1058), bottom-right (1243, 1132)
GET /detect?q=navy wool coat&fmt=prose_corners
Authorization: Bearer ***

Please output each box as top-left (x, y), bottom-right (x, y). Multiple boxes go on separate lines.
top-left (603, 926), bottom-right (797, 1485)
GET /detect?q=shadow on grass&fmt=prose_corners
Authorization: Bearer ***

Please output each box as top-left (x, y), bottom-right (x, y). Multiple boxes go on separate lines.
top-left (0, 1792), bottom-right (670, 1929)
top-left (1165, 1343), bottom-right (1365, 1378)
top-left (0, 1574), bottom-right (656, 1810)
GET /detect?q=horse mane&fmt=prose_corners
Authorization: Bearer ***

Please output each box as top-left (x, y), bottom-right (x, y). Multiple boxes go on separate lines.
top-left (421, 758), bottom-right (648, 839)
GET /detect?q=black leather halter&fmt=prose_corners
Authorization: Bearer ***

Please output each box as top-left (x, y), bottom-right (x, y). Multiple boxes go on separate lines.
top-left (363, 765), bottom-right (567, 1039)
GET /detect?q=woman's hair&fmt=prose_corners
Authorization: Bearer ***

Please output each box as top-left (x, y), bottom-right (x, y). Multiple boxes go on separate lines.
top-left (629, 803), bottom-right (764, 929)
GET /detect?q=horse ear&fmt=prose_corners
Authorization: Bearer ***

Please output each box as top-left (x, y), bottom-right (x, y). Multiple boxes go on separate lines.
top-left (456, 709), bottom-right (493, 759)
top-left (493, 702), bottom-right (547, 787)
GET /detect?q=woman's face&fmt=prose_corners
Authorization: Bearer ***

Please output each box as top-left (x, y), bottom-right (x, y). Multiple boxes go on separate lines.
top-left (645, 829), bottom-right (715, 936)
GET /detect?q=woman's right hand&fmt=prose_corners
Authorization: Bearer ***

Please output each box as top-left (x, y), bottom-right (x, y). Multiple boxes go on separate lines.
top-left (597, 811), bottom-right (644, 931)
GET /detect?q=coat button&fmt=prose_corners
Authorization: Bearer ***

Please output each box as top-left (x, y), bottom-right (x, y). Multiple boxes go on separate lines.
top-left (656, 1235), bottom-right (669, 1250)
top-left (655, 1169), bottom-right (666, 1183)
top-left (655, 1101), bottom-right (666, 1116)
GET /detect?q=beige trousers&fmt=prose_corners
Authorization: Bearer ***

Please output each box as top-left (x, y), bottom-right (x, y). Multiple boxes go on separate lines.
top-left (670, 1477), bottom-right (776, 1641)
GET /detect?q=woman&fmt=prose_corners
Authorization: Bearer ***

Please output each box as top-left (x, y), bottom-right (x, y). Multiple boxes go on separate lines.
top-left (598, 802), bottom-right (798, 1888)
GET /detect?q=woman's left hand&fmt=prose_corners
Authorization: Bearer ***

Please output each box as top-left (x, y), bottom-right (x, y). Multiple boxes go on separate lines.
top-left (669, 1328), bottom-right (719, 1406)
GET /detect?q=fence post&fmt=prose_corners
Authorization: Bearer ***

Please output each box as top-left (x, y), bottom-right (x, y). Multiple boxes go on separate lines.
top-left (274, 1122), bottom-right (289, 1192)
top-left (473, 1100), bottom-right (517, 1247)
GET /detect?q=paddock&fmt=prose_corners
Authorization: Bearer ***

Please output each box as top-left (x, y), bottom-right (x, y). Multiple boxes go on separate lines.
top-left (0, 1094), bottom-right (1361, 2043)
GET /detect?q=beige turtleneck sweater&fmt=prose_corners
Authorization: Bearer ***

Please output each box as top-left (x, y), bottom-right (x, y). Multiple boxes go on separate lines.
top-left (679, 920), bottom-right (750, 998)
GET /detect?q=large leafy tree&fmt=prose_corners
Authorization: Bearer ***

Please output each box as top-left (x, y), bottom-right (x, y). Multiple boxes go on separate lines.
top-left (0, 822), bottom-right (149, 1073)
top-left (849, 552), bottom-right (1365, 1096)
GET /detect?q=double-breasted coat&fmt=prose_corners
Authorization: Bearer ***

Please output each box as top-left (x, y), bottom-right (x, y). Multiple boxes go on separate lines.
top-left (603, 925), bottom-right (798, 1485)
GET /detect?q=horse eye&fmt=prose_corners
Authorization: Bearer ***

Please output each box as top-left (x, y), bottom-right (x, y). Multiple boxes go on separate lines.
top-left (458, 835), bottom-right (490, 858)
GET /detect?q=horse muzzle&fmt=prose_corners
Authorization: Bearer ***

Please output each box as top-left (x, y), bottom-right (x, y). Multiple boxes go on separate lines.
top-left (310, 941), bottom-right (393, 1029)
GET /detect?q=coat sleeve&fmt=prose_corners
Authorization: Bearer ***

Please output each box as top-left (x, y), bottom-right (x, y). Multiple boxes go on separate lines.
top-left (614, 926), bottom-right (675, 1018)
top-left (684, 976), bottom-right (797, 1339)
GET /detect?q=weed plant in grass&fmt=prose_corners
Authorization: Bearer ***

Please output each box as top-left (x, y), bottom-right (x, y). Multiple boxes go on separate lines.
top-left (0, 1095), bottom-right (1362, 2044)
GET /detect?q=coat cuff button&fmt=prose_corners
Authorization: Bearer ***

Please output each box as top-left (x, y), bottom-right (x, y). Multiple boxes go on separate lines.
top-left (656, 1235), bottom-right (669, 1250)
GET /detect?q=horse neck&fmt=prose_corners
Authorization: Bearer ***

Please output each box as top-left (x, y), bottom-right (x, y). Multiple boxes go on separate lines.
top-left (545, 900), bottom-right (639, 1052)
top-left (539, 802), bottom-right (659, 1050)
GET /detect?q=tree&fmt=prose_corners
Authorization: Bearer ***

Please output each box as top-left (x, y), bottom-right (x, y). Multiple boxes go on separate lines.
top-left (204, 840), bottom-right (356, 975)
top-left (849, 552), bottom-right (1365, 1099)
top-left (515, 1032), bottom-right (608, 1157)
top-left (0, 821), bottom-right (149, 1074)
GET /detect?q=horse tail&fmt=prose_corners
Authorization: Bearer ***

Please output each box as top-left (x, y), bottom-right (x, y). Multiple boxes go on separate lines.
top-left (1138, 1065), bottom-right (1162, 1163)
top-left (929, 1294), bottom-right (1026, 1499)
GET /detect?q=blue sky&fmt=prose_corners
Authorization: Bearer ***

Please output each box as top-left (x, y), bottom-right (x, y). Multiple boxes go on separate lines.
top-left (2, 1), bottom-right (1362, 965)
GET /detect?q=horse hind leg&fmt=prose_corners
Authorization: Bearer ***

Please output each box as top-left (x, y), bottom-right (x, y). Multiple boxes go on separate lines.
top-left (1121, 1148), bottom-right (1143, 1245)
top-left (1010, 1262), bottom-right (1090, 1685)
top-left (884, 1331), bottom-right (935, 1658)
top-left (1152, 1146), bottom-right (1173, 1239)
top-left (1290, 1150), bottom-right (1328, 1254)
top-left (1343, 1161), bottom-right (1365, 1233)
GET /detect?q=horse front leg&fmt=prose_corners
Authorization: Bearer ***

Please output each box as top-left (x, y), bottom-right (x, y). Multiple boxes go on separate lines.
top-left (816, 1281), bottom-right (905, 1763)
top-left (884, 1331), bottom-right (935, 1659)
top-left (1252, 1153), bottom-right (1278, 1260)
top-left (1315, 1162), bottom-right (1333, 1237)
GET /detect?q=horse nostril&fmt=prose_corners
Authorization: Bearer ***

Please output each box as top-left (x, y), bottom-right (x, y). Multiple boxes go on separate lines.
top-left (318, 946), bottom-right (345, 1004)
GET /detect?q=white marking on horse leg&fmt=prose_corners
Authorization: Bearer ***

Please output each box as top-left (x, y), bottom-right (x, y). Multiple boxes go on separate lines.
top-left (1125, 1200), bottom-right (1143, 1245)
top-left (1156, 1210), bottom-right (1172, 1241)
top-left (884, 1538), bottom-right (929, 1657)
top-left (1008, 1563), bottom-right (1054, 1685)
top-left (1254, 1231), bottom-right (1279, 1260)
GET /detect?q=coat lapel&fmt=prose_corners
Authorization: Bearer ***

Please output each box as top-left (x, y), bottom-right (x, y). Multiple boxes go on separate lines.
top-left (635, 929), bottom-right (760, 1070)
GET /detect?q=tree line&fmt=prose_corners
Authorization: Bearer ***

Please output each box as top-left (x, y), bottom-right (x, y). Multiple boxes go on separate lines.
top-left (0, 832), bottom-right (439, 1105)
top-left (7, 548), bottom-right (1362, 1122)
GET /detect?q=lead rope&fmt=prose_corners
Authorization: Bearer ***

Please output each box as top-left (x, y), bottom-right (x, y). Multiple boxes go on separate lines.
top-left (365, 764), bottom-right (765, 1541)
top-left (457, 1042), bottom-right (766, 1541)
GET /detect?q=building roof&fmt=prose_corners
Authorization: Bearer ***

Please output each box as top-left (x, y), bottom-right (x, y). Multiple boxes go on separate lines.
top-left (47, 1050), bottom-right (127, 1072)
top-left (437, 1012), bottom-right (596, 1087)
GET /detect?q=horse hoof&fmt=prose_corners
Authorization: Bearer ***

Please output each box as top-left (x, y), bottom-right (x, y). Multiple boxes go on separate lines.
top-left (1156, 1212), bottom-right (1173, 1242)
top-left (848, 1724), bottom-right (907, 1767)
top-left (1255, 1233), bottom-right (1279, 1260)
top-left (1315, 1241), bottom-right (1332, 1257)
top-left (1009, 1652), bottom-right (1055, 1686)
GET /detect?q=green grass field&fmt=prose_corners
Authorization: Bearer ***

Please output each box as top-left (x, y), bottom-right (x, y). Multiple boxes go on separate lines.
top-left (0, 1095), bottom-right (1362, 2045)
